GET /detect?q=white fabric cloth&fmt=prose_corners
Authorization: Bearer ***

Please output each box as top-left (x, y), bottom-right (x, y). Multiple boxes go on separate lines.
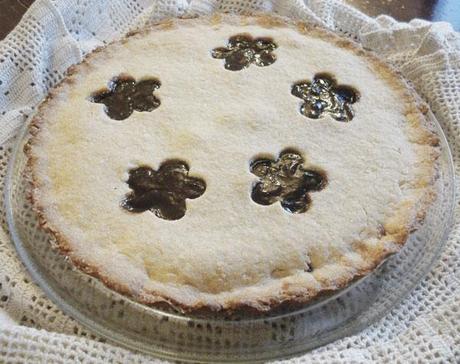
top-left (0, 0), bottom-right (459, 362)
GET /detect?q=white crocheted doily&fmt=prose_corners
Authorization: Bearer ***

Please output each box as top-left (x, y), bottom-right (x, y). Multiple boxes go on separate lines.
top-left (0, 0), bottom-right (459, 362)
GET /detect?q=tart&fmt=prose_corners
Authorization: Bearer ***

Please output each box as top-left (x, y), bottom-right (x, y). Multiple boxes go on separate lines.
top-left (26, 14), bottom-right (439, 314)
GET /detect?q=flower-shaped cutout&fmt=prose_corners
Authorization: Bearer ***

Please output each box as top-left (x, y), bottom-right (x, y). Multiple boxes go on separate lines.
top-left (90, 74), bottom-right (161, 120)
top-left (211, 34), bottom-right (277, 71)
top-left (250, 150), bottom-right (327, 214)
top-left (121, 160), bottom-right (206, 220)
top-left (291, 73), bottom-right (359, 122)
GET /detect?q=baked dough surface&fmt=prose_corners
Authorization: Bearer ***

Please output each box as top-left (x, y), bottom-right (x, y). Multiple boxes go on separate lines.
top-left (28, 15), bottom-right (439, 313)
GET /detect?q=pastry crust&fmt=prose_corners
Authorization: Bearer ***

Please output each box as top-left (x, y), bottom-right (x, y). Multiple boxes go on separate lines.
top-left (25, 14), bottom-right (439, 315)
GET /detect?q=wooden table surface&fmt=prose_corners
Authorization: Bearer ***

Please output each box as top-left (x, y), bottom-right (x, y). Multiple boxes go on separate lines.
top-left (0, 0), bottom-right (459, 40)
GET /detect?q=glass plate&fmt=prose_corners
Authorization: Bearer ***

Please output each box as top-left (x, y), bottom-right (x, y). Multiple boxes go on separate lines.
top-left (4, 109), bottom-right (455, 362)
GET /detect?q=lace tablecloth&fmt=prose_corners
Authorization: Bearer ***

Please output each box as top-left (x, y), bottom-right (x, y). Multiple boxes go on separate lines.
top-left (0, 0), bottom-right (459, 362)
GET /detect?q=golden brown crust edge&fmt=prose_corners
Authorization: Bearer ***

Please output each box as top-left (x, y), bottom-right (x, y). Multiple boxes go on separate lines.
top-left (24, 13), bottom-right (440, 316)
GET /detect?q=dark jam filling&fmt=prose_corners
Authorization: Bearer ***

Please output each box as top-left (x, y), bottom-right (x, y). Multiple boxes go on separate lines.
top-left (250, 149), bottom-right (327, 214)
top-left (212, 34), bottom-right (277, 71)
top-left (89, 75), bottom-right (161, 120)
top-left (291, 73), bottom-right (359, 122)
top-left (121, 160), bottom-right (206, 220)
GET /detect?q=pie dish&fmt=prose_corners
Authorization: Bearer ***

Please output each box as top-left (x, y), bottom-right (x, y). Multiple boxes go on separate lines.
top-left (25, 14), bottom-right (440, 314)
